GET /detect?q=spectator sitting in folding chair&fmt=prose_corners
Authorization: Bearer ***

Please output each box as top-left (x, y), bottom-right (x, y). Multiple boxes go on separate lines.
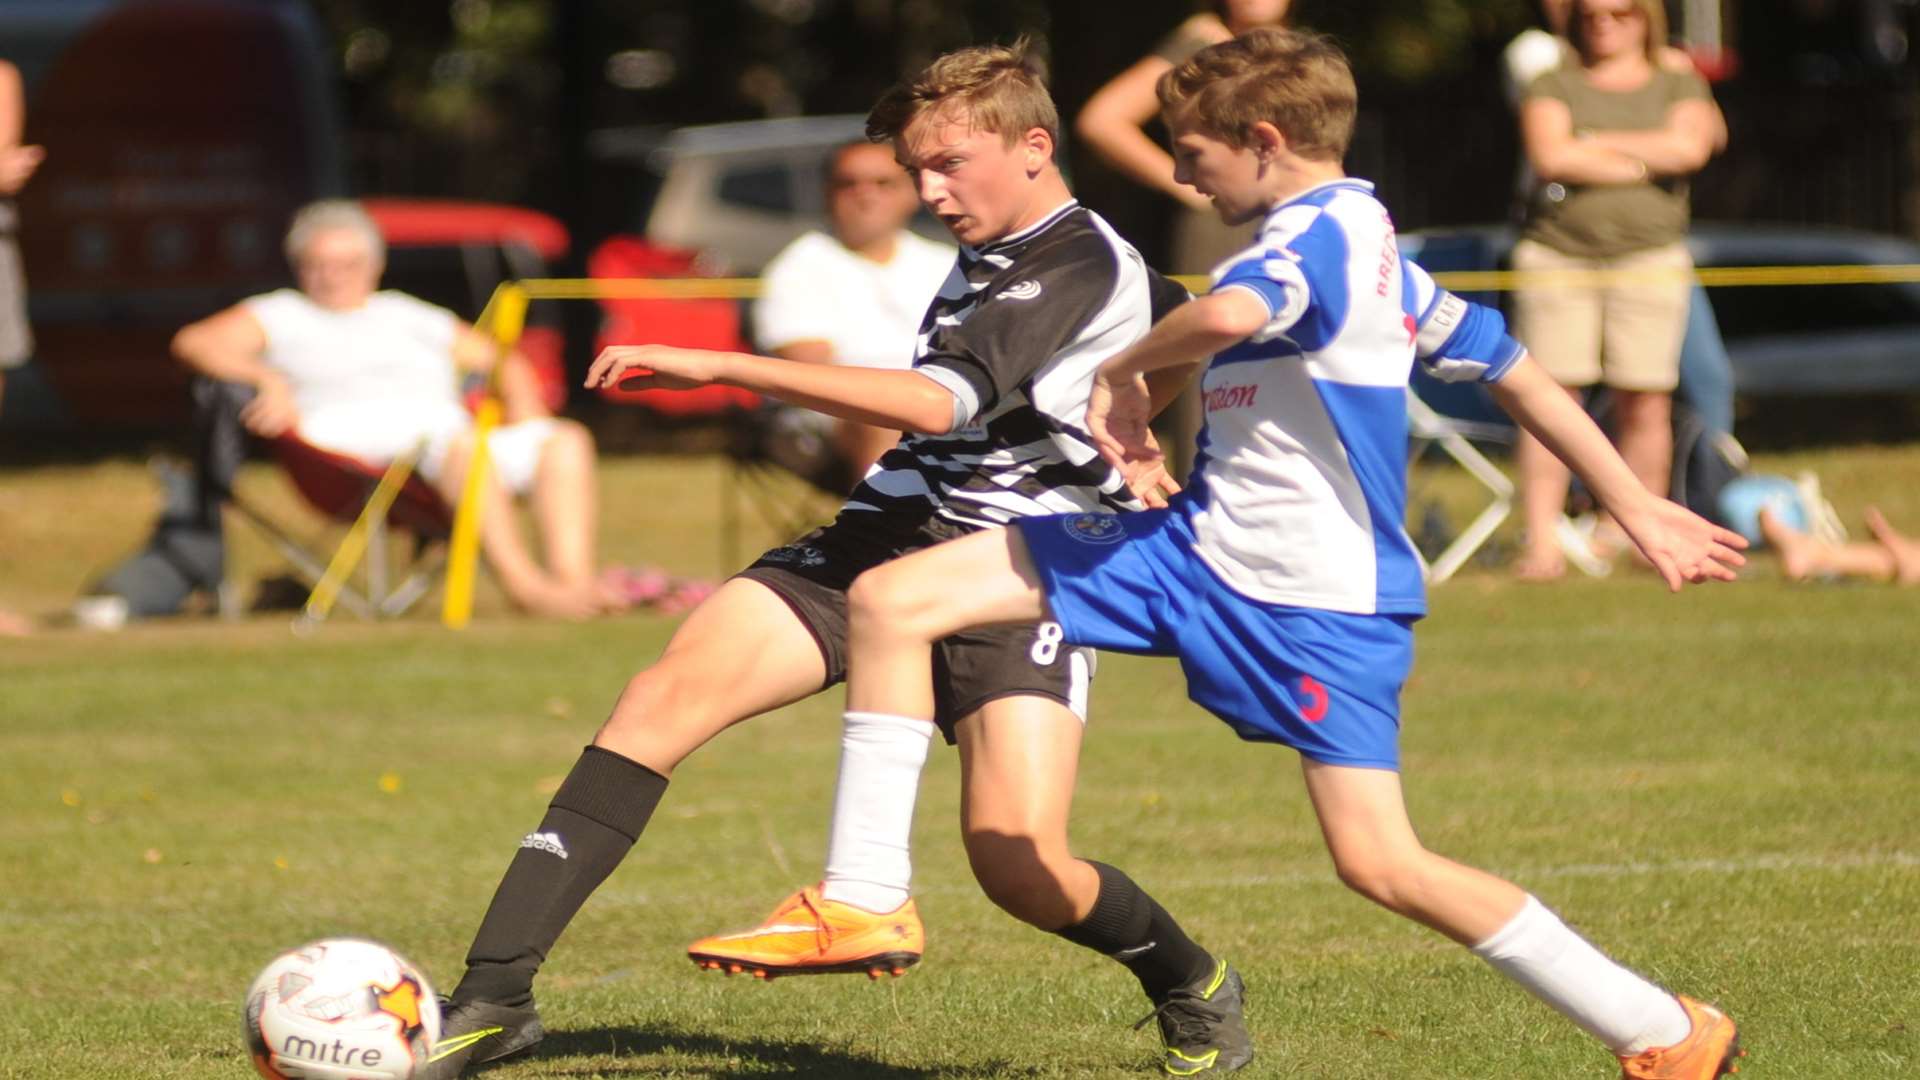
top-left (751, 140), bottom-right (954, 493)
top-left (170, 199), bottom-right (626, 620)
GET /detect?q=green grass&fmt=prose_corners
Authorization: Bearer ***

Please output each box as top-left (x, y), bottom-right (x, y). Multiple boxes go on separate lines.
top-left (2, 448), bottom-right (1917, 1077)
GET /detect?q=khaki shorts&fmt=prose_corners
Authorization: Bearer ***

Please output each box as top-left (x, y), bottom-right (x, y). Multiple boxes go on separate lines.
top-left (1508, 238), bottom-right (1691, 392)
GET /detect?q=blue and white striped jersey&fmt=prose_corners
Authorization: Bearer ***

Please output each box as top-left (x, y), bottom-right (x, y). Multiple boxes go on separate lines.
top-left (1185, 179), bottom-right (1522, 616)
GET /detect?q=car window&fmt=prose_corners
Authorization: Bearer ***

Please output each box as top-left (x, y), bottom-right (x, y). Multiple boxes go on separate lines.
top-left (716, 164), bottom-right (794, 214)
top-left (1707, 279), bottom-right (1920, 340)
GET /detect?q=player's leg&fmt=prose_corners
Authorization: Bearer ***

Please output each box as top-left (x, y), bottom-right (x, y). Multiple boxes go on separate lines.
top-left (846, 524), bottom-right (1050, 715)
top-left (956, 694), bottom-right (1251, 1074)
top-left (817, 525), bottom-right (1062, 916)
top-left (684, 528), bottom-right (1047, 977)
top-left (427, 578), bottom-right (828, 1076)
top-left (1300, 761), bottom-right (1741, 1077)
top-left (812, 511), bottom-right (1176, 929)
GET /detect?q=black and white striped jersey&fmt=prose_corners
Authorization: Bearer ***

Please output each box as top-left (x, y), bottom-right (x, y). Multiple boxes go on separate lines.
top-left (844, 199), bottom-right (1189, 530)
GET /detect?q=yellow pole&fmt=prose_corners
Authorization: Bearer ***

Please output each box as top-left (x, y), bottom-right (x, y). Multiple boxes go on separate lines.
top-left (441, 284), bottom-right (530, 629)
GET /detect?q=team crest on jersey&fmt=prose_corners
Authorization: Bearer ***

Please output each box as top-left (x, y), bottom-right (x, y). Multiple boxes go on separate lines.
top-left (1062, 513), bottom-right (1124, 545)
top-left (761, 544), bottom-right (828, 568)
top-left (998, 280), bottom-right (1042, 301)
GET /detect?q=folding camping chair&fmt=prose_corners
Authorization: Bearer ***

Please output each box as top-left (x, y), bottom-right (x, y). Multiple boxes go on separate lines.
top-left (1406, 378), bottom-right (1611, 583)
top-left (227, 434), bottom-right (456, 620)
top-left (587, 236), bottom-right (840, 571)
top-left (1399, 231), bottom-right (1608, 582)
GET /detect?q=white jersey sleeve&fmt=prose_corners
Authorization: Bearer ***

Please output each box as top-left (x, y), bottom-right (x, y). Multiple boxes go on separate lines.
top-left (1404, 261), bottom-right (1524, 385)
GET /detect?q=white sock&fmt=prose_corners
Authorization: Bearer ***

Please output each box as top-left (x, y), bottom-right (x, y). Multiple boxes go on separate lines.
top-left (1471, 895), bottom-right (1692, 1055)
top-left (818, 711), bottom-right (935, 914)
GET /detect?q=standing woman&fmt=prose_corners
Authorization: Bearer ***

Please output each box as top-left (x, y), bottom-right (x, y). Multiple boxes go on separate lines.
top-left (1510, 0), bottom-right (1722, 580)
top-left (1076, 0), bottom-right (1292, 276)
top-left (1074, 0), bottom-right (1289, 480)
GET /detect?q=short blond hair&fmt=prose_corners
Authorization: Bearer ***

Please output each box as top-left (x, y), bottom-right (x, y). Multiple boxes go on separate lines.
top-left (866, 38), bottom-right (1060, 152)
top-left (1156, 28), bottom-right (1356, 162)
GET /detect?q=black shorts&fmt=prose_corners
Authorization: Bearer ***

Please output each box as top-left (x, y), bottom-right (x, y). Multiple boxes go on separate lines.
top-left (737, 509), bottom-right (1093, 742)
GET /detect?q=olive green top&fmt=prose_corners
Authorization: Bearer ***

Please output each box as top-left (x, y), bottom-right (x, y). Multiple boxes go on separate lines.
top-left (1521, 64), bottom-right (1711, 258)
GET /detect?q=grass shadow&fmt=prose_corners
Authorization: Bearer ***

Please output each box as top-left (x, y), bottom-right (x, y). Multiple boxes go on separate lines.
top-left (498, 1023), bottom-right (1051, 1078)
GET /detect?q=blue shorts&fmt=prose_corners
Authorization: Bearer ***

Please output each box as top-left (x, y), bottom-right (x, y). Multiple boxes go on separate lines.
top-left (1017, 508), bottom-right (1415, 770)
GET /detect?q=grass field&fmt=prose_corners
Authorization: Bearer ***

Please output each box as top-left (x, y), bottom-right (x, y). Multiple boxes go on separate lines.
top-left (2, 447), bottom-right (1917, 1078)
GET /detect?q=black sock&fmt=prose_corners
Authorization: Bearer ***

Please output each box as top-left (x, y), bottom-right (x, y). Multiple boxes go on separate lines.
top-left (451, 746), bottom-right (667, 1008)
top-left (1052, 861), bottom-right (1214, 1001)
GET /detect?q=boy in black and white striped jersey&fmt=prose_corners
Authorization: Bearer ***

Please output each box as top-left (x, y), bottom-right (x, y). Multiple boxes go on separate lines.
top-left (426, 38), bottom-right (1249, 1079)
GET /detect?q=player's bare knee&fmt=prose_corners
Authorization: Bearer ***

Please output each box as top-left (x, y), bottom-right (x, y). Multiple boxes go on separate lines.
top-left (848, 566), bottom-right (935, 641)
top-left (964, 830), bottom-right (1075, 926)
top-left (597, 664), bottom-right (716, 749)
top-left (1329, 846), bottom-right (1422, 911)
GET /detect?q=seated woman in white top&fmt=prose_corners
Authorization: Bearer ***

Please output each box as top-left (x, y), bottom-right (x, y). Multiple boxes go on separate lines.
top-left (171, 199), bottom-right (625, 619)
top-left (753, 140), bottom-right (953, 490)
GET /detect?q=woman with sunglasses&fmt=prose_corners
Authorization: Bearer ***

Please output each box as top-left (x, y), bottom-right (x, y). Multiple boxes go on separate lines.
top-left (1510, 0), bottom-right (1725, 581)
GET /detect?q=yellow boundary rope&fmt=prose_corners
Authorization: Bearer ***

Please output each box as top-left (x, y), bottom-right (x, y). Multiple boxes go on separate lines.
top-left (436, 260), bottom-right (1918, 627)
top-left (480, 263), bottom-right (1920, 303)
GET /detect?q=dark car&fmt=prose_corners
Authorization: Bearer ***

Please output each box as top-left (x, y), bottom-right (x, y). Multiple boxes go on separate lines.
top-left (1401, 222), bottom-right (1920, 399)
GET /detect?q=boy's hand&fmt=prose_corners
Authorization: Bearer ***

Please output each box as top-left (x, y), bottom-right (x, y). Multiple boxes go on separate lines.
top-left (1088, 370), bottom-right (1153, 458)
top-left (1612, 493), bottom-right (1749, 591)
top-left (1116, 434), bottom-right (1181, 509)
top-left (586, 345), bottom-right (725, 392)
top-left (1089, 371), bottom-right (1178, 508)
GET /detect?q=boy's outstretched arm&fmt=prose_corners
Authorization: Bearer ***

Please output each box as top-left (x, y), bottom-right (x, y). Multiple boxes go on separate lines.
top-left (1088, 288), bottom-right (1270, 468)
top-left (586, 344), bottom-right (961, 435)
top-left (1489, 355), bottom-right (1748, 589)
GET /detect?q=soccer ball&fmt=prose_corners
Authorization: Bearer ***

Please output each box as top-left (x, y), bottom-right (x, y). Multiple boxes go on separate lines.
top-left (243, 938), bottom-right (441, 1079)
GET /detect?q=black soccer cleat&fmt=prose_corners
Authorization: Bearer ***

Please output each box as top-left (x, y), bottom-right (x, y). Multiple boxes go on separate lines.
top-left (418, 997), bottom-right (544, 1079)
top-left (1134, 959), bottom-right (1254, 1075)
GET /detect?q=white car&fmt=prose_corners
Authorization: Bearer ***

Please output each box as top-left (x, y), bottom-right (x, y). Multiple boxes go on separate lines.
top-left (592, 115), bottom-right (951, 274)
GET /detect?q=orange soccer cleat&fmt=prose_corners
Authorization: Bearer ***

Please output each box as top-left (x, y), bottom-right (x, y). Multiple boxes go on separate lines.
top-left (1619, 997), bottom-right (1745, 1080)
top-left (687, 885), bottom-right (923, 979)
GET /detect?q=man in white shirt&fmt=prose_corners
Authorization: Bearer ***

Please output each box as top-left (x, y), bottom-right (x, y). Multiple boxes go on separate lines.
top-left (752, 141), bottom-right (953, 489)
top-left (171, 200), bottom-right (623, 619)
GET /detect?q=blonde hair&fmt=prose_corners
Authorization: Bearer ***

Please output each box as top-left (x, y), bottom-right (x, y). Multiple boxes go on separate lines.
top-left (866, 38), bottom-right (1060, 152)
top-left (1156, 27), bottom-right (1356, 162)
top-left (284, 199), bottom-right (384, 267)
top-left (1566, 0), bottom-right (1667, 65)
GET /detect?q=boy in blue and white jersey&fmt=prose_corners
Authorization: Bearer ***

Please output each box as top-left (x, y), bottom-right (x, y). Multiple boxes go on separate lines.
top-left (826, 29), bottom-right (1750, 1079)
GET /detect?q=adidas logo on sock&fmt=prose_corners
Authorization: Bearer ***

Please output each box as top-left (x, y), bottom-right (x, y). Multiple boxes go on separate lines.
top-left (519, 831), bottom-right (569, 859)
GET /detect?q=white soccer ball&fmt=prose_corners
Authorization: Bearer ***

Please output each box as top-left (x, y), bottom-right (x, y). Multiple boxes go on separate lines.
top-left (243, 938), bottom-right (442, 1080)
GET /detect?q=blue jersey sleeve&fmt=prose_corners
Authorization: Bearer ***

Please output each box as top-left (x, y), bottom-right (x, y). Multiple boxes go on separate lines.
top-left (1404, 261), bottom-right (1523, 384)
top-left (1209, 244), bottom-right (1311, 341)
